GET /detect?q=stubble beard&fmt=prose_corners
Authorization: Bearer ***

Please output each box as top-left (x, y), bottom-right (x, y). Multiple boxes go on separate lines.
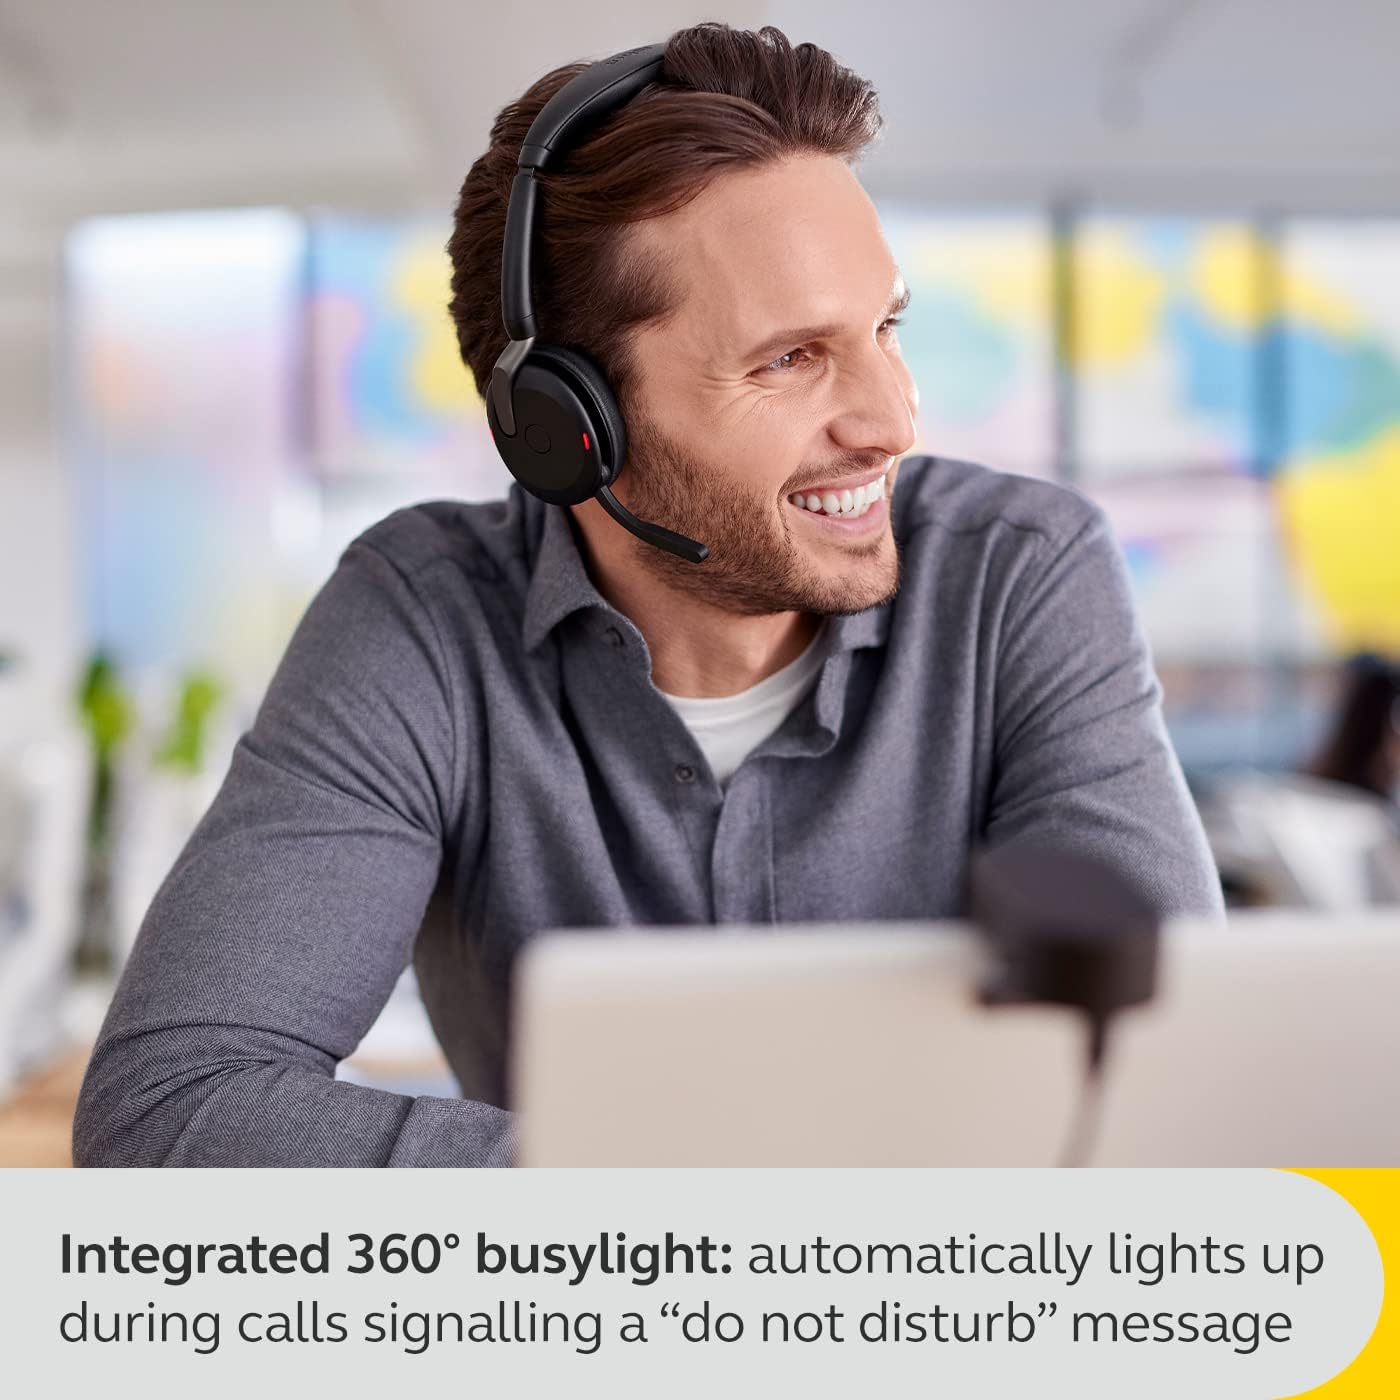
top-left (613, 411), bottom-right (902, 618)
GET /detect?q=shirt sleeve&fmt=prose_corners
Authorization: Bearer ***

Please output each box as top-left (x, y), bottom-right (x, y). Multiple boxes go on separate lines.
top-left (983, 503), bottom-right (1225, 921)
top-left (72, 539), bottom-right (515, 1167)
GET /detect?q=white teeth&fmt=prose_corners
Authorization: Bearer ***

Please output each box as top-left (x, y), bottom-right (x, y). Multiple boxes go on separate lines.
top-left (789, 474), bottom-right (889, 517)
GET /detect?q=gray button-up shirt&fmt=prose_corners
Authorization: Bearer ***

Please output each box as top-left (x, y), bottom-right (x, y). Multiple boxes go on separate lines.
top-left (73, 455), bottom-right (1223, 1168)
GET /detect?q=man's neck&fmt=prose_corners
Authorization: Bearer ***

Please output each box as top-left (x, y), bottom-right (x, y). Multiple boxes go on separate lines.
top-left (568, 502), bottom-right (821, 698)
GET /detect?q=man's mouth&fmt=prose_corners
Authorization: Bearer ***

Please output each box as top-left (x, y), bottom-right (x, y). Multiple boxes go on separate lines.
top-left (785, 470), bottom-right (887, 520)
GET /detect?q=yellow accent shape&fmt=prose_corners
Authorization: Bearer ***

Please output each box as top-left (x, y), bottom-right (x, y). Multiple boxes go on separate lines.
top-left (1277, 429), bottom-right (1400, 654)
top-left (1072, 230), bottom-right (1165, 366)
top-left (1287, 1170), bottom-right (1398, 1396)
top-left (1192, 224), bottom-right (1268, 331)
top-left (1191, 226), bottom-right (1363, 337)
top-left (391, 236), bottom-right (482, 414)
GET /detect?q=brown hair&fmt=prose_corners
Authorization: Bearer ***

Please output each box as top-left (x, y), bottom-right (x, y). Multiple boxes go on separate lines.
top-left (446, 24), bottom-right (882, 409)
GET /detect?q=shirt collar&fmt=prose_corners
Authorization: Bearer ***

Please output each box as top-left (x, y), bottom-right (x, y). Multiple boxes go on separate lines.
top-left (520, 488), bottom-right (603, 653)
top-left (519, 484), bottom-right (894, 656)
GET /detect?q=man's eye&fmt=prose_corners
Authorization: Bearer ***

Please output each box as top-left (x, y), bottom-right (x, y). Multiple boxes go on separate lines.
top-left (756, 322), bottom-right (900, 375)
top-left (762, 347), bottom-right (810, 373)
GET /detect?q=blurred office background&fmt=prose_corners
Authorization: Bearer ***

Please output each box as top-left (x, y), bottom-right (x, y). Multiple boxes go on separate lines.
top-left (2, 0), bottom-right (1398, 1159)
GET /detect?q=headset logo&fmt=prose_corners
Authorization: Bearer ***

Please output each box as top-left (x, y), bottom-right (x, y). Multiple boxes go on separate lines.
top-left (599, 46), bottom-right (654, 68)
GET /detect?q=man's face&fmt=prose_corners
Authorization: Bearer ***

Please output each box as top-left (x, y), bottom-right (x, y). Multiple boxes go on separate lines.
top-left (611, 154), bottom-right (919, 616)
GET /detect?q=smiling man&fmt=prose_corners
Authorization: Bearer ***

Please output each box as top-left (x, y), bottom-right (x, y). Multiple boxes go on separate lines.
top-left (565, 151), bottom-right (913, 694)
top-left (73, 24), bottom-right (1222, 1170)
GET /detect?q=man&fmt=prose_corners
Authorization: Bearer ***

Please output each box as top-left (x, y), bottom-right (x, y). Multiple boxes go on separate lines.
top-left (73, 24), bottom-right (1222, 1169)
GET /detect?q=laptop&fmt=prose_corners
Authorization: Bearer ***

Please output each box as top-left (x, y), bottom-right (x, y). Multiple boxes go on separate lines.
top-left (511, 910), bottom-right (1400, 1166)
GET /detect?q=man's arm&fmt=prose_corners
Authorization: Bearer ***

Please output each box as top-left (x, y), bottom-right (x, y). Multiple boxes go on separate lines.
top-left (984, 501), bottom-right (1225, 920)
top-left (72, 537), bottom-right (514, 1166)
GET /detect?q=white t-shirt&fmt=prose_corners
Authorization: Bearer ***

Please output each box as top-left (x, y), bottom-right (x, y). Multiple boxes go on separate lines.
top-left (658, 621), bottom-right (828, 787)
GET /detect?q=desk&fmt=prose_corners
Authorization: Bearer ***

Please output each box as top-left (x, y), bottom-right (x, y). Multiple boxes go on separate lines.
top-left (0, 1044), bottom-right (88, 1166)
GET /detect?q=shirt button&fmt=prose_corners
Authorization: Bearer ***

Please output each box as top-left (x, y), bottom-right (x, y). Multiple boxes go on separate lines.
top-left (603, 626), bottom-right (624, 648)
top-left (673, 763), bottom-right (698, 784)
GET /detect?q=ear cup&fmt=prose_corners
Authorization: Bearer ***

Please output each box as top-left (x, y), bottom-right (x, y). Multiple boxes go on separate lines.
top-left (485, 342), bottom-right (628, 505)
top-left (528, 344), bottom-right (627, 483)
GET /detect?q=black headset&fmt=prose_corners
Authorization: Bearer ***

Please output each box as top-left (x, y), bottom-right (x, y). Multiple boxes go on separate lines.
top-left (485, 43), bottom-right (710, 565)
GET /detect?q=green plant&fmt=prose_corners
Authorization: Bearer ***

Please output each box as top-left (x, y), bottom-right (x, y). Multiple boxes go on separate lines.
top-left (73, 651), bottom-right (135, 975)
top-left (76, 652), bottom-right (133, 847)
top-left (154, 670), bottom-right (224, 775)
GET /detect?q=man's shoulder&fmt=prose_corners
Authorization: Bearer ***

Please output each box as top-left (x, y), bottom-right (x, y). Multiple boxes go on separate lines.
top-left (346, 490), bottom-right (528, 585)
top-left (893, 454), bottom-right (1104, 553)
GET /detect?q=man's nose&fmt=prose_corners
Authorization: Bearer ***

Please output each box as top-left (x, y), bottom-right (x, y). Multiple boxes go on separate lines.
top-left (826, 342), bottom-right (918, 459)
